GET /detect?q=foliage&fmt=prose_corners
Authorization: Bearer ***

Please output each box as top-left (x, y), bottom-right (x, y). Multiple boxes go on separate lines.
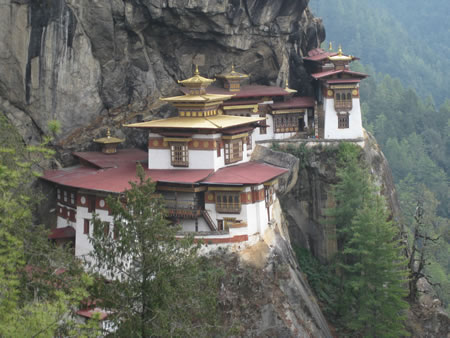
top-left (310, 3), bottom-right (450, 309)
top-left (311, 0), bottom-right (450, 105)
top-left (0, 113), bottom-right (98, 336)
top-left (293, 246), bottom-right (339, 318)
top-left (88, 164), bottom-right (223, 336)
top-left (296, 143), bottom-right (410, 336)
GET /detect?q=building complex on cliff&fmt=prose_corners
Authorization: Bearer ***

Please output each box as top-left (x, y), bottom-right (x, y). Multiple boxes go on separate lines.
top-left (42, 47), bottom-right (367, 257)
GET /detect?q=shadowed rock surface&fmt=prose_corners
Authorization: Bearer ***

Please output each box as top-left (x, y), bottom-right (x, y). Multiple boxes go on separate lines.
top-left (0, 0), bottom-right (324, 159)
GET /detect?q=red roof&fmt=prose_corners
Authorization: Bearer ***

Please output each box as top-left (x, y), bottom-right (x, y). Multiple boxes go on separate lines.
top-left (206, 85), bottom-right (289, 98)
top-left (76, 308), bottom-right (108, 320)
top-left (311, 69), bottom-right (368, 80)
top-left (48, 226), bottom-right (75, 240)
top-left (147, 169), bottom-right (213, 184)
top-left (270, 97), bottom-right (315, 110)
top-left (74, 149), bottom-right (147, 169)
top-left (202, 162), bottom-right (288, 185)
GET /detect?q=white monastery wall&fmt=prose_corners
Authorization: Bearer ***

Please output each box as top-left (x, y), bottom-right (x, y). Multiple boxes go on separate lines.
top-left (323, 98), bottom-right (363, 139)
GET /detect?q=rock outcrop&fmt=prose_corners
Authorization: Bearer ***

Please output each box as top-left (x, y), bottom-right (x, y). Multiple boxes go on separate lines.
top-left (0, 0), bottom-right (324, 155)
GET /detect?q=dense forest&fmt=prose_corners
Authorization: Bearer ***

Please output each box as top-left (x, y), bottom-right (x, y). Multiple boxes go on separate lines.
top-left (311, 0), bottom-right (450, 312)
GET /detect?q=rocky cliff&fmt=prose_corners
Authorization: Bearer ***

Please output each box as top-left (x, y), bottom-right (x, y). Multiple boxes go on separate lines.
top-left (0, 0), bottom-right (324, 157)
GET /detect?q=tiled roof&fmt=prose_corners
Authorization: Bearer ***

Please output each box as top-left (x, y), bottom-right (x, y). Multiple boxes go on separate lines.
top-left (48, 226), bottom-right (75, 239)
top-left (270, 97), bottom-right (315, 110)
top-left (201, 162), bottom-right (288, 185)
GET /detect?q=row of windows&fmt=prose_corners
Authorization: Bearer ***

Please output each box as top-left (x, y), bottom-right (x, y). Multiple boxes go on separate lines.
top-left (216, 192), bottom-right (241, 213)
top-left (83, 219), bottom-right (119, 239)
top-left (57, 189), bottom-right (76, 206)
top-left (334, 90), bottom-right (353, 111)
top-left (170, 138), bottom-right (246, 167)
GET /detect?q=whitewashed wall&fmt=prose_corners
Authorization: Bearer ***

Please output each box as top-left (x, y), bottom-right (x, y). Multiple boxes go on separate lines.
top-left (323, 98), bottom-right (364, 139)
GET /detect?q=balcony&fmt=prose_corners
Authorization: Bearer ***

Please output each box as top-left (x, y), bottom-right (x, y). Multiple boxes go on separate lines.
top-left (164, 199), bottom-right (202, 219)
top-left (334, 100), bottom-right (352, 111)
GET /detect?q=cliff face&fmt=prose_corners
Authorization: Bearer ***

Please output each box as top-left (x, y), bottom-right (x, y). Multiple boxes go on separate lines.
top-left (0, 0), bottom-right (324, 152)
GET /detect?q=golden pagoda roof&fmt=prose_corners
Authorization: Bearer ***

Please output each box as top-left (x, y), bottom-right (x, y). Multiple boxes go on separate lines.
top-left (178, 65), bottom-right (215, 87)
top-left (160, 93), bottom-right (234, 103)
top-left (125, 115), bottom-right (264, 130)
top-left (216, 64), bottom-right (249, 80)
top-left (93, 129), bottom-right (124, 144)
top-left (284, 79), bottom-right (297, 94)
top-left (328, 46), bottom-right (353, 62)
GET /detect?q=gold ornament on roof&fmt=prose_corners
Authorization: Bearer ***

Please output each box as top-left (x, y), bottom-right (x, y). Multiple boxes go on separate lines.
top-left (329, 41), bottom-right (333, 51)
top-left (328, 45), bottom-right (353, 62)
top-left (93, 128), bottom-right (124, 154)
top-left (178, 64), bottom-right (215, 86)
top-left (216, 64), bottom-right (249, 80)
top-left (93, 128), bottom-right (124, 145)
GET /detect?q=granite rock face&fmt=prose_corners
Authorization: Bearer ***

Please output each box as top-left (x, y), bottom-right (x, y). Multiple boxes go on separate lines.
top-left (0, 0), bottom-right (324, 152)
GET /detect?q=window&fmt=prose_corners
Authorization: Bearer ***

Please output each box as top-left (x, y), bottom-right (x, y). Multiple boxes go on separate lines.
top-left (216, 192), bottom-right (241, 213)
top-left (260, 114), bottom-right (267, 134)
top-left (83, 219), bottom-right (90, 234)
top-left (114, 224), bottom-right (120, 240)
top-left (216, 141), bottom-right (221, 157)
top-left (170, 142), bottom-right (188, 167)
top-left (265, 186), bottom-right (274, 206)
top-left (224, 139), bottom-right (243, 164)
top-left (57, 189), bottom-right (61, 200)
top-left (274, 114), bottom-right (300, 133)
top-left (103, 222), bottom-right (110, 236)
top-left (338, 113), bottom-right (349, 129)
top-left (334, 90), bottom-right (352, 111)
top-left (217, 219), bottom-right (224, 231)
top-left (70, 193), bottom-right (75, 205)
top-left (88, 196), bottom-right (96, 213)
top-left (63, 191), bottom-right (68, 202)
top-left (247, 134), bottom-right (252, 150)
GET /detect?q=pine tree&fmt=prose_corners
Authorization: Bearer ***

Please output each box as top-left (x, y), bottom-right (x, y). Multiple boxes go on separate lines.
top-left (339, 194), bottom-right (409, 337)
top-left (88, 164), bottom-right (222, 336)
top-left (326, 142), bottom-right (409, 336)
top-left (0, 114), bottom-right (98, 336)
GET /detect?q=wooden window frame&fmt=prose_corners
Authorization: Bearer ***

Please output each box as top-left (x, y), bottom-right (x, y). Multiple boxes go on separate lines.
top-left (103, 222), bottom-right (110, 236)
top-left (259, 114), bottom-right (267, 134)
top-left (338, 113), bottom-right (350, 129)
top-left (215, 192), bottom-right (241, 214)
top-left (224, 139), bottom-right (243, 164)
top-left (170, 142), bottom-right (189, 167)
top-left (83, 219), bottom-right (90, 234)
top-left (334, 90), bottom-right (353, 111)
top-left (265, 186), bottom-right (274, 207)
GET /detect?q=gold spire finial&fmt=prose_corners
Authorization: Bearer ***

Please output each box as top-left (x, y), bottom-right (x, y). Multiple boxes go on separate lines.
top-left (338, 45), bottom-right (343, 56)
top-left (329, 41), bottom-right (333, 51)
top-left (285, 79), bottom-right (289, 88)
top-left (231, 63), bottom-right (235, 72)
top-left (194, 64), bottom-right (200, 75)
top-left (106, 128), bottom-right (111, 138)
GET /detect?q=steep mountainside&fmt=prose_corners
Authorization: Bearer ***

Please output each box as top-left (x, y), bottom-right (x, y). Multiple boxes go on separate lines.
top-left (0, 0), bottom-right (323, 154)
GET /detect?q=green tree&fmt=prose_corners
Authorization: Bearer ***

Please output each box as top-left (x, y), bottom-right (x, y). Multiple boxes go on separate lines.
top-left (326, 143), bottom-right (409, 336)
top-left (339, 194), bottom-right (409, 337)
top-left (88, 164), bottom-right (223, 337)
top-left (0, 114), bottom-right (98, 336)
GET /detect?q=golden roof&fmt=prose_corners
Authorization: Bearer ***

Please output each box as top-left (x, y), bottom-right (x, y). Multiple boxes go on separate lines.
top-left (328, 45), bottom-right (353, 62)
top-left (284, 79), bottom-right (297, 94)
top-left (93, 129), bottom-right (124, 144)
top-left (125, 115), bottom-right (264, 130)
top-left (178, 65), bottom-right (215, 87)
top-left (160, 93), bottom-right (234, 103)
top-left (216, 64), bottom-right (249, 80)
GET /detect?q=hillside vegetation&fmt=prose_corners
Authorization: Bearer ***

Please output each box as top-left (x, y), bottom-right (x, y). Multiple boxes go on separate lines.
top-left (311, 0), bottom-right (450, 312)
